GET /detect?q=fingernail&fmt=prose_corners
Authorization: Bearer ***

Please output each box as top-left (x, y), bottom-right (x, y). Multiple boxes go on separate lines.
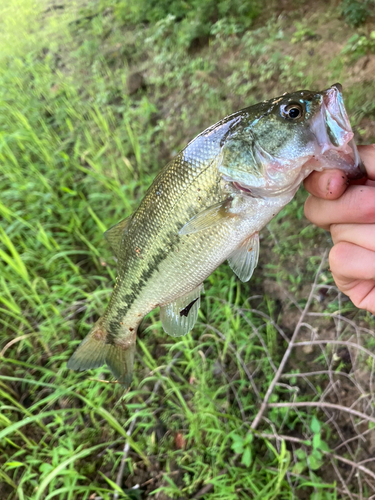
top-left (318, 174), bottom-right (332, 197)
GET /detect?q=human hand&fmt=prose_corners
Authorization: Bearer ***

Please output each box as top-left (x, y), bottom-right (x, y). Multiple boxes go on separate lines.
top-left (304, 145), bottom-right (375, 314)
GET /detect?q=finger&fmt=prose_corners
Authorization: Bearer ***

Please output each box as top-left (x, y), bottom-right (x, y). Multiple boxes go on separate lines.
top-left (304, 185), bottom-right (375, 230)
top-left (329, 242), bottom-right (375, 314)
top-left (330, 223), bottom-right (375, 252)
top-left (303, 169), bottom-right (348, 199)
top-left (358, 145), bottom-right (375, 180)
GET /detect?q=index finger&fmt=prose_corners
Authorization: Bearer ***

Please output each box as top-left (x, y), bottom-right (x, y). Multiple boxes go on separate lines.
top-left (304, 184), bottom-right (375, 229)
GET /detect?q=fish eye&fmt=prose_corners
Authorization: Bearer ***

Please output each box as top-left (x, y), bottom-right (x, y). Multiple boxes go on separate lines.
top-left (281, 103), bottom-right (304, 120)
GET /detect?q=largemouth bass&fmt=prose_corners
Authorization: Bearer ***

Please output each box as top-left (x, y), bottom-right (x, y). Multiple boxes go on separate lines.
top-left (68, 83), bottom-right (364, 386)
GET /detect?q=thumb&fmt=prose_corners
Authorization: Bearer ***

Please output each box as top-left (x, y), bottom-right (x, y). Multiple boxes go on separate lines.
top-left (303, 169), bottom-right (349, 200)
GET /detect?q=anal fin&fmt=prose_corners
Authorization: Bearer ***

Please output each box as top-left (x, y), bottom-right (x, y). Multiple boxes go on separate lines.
top-left (228, 232), bottom-right (259, 282)
top-left (160, 285), bottom-right (203, 337)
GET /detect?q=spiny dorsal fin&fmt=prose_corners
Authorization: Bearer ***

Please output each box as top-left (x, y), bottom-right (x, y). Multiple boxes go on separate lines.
top-left (228, 232), bottom-right (259, 282)
top-left (160, 285), bottom-right (203, 337)
top-left (104, 216), bottom-right (131, 258)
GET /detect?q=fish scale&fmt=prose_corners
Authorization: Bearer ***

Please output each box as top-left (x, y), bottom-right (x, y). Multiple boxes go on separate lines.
top-left (67, 84), bottom-right (364, 387)
top-left (104, 123), bottom-right (231, 327)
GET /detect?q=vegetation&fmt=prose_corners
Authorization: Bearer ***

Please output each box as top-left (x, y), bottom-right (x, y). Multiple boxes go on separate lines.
top-left (1, 1), bottom-right (375, 499)
top-left (340, 0), bottom-right (374, 27)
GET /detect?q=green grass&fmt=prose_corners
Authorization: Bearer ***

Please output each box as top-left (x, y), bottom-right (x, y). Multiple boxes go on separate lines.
top-left (1, 1), bottom-right (375, 499)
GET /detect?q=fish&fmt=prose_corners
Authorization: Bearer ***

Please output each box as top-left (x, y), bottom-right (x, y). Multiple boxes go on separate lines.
top-left (67, 83), bottom-right (364, 387)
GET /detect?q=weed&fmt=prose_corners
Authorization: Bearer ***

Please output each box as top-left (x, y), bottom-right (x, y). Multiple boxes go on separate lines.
top-left (340, 0), bottom-right (374, 27)
top-left (291, 22), bottom-right (317, 44)
top-left (115, 0), bottom-right (261, 49)
top-left (341, 31), bottom-right (375, 60)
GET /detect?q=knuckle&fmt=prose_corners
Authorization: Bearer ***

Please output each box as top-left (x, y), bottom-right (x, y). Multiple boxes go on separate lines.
top-left (329, 242), bottom-right (350, 271)
top-left (329, 223), bottom-right (340, 241)
top-left (350, 187), bottom-right (375, 222)
top-left (304, 195), bottom-right (320, 225)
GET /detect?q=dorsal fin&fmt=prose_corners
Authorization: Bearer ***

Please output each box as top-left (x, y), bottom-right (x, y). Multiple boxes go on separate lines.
top-left (104, 216), bottom-right (131, 258)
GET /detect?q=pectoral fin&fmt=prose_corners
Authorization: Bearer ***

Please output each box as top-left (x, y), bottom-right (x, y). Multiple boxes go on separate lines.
top-left (104, 216), bottom-right (131, 258)
top-left (179, 198), bottom-right (236, 236)
top-left (228, 232), bottom-right (259, 282)
top-left (160, 285), bottom-right (203, 337)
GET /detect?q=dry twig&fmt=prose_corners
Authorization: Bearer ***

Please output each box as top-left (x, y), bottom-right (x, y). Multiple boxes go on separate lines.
top-left (250, 250), bottom-right (328, 430)
top-left (267, 401), bottom-right (375, 425)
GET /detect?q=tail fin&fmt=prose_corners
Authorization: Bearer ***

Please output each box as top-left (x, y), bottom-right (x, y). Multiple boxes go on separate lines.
top-left (67, 318), bottom-right (135, 388)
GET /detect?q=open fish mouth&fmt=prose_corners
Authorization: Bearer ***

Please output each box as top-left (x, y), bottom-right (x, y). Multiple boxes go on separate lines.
top-left (311, 83), bottom-right (366, 179)
top-left (232, 181), bottom-right (252, 194)
top-left (220, 83), bottom-right (366, 200)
